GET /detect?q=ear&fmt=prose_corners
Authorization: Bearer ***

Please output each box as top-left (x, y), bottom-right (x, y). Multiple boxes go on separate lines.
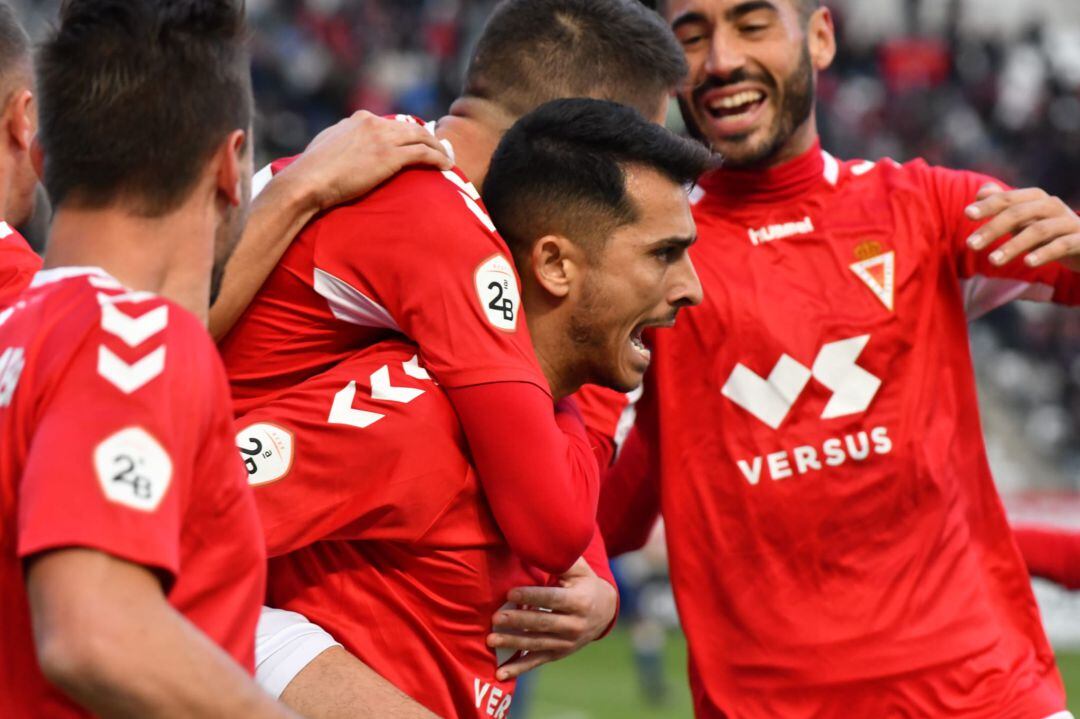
top-left (529, 234), bottom-right (582, 299)
top-left (6, 89), bottom-right (34, 152)
top-left (807, 7), bottom-right (836, 72)
top-left (215, 129), bottom-right (248, 207)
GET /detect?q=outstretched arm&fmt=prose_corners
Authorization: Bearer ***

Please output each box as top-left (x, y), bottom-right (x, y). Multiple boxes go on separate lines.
top-left (209, 112), bottom-right (452, 339)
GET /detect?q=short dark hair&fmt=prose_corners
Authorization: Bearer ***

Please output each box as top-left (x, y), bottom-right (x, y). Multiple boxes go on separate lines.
top-left (465, 0), bottom-right (687, 121)
top-left (0, 2), bottom-right (30, 93)
top-left (483, 98), bottom-right (716, 262)
top-left (37, 0), bottom-right (253, 215)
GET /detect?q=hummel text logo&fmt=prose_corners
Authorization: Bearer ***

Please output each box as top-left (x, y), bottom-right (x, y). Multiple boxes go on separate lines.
top-left (748, 216), bottom-right (814, 246)
top-left (722, 335), bottom-right (881, 429)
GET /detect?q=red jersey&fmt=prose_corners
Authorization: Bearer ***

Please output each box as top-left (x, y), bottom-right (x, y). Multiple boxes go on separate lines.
top-left (0, 268), bottom-right (266, 718)
top-left (0, 223), bottom-right (41, 307)
top-left (237, 341), bottom-right (563, 719)
top-left (592, 144), bottom-right (1080, 718)
top-left (221, 152), bottom-right (546, 416)
top-left (219, 120), bottom-right (600, 576)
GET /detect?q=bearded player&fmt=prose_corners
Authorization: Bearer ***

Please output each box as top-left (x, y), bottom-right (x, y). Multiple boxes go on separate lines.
top-left (236, 98), bottom-right (709, 719)
top-left (580, 1), bottom-right (1080, 717)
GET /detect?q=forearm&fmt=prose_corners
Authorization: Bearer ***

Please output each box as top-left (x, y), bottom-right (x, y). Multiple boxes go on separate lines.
top-left (29, 549), bottom-right (296, 718)
top-left (449, 383), bottom-right (600, 575)
top-left (209, 170), bottom-right (319, 340)
top-left (1013, 525), bottom-right (1080, 590)
top-left (281, 646), bottom-right (440, 719)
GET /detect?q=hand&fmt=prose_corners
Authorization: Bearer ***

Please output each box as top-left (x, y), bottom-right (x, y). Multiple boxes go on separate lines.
top-left (965, 183), bottom-right (1080, 272)
top-left (486, 558), bottom-right (618, 681)
top-left (280, 111), bottom-right (453, 212)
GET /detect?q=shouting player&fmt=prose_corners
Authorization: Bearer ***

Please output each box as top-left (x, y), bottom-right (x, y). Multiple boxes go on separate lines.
top-left (239, 98), bottom-right (709, 719)
top-left (586, 1), bottom-right (1080, 717)
top-left (0, 2), bottom-right (40, 304)
top-left (214, 0), bottom-right (688, 697)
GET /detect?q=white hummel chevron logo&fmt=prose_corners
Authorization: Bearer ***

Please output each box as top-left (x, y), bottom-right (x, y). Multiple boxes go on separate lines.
top-left (402, 355), bottom-right (431, 380)
top-left (100, 303), bottom-right (168, 347)
top-left (370, 365), bottom-right (425, 403)
top-left (328, 360), bottom-right (431, 430)
top-left (328, 380), bottom-right (385, 429)
top-left (97, 345), bottom-right (166, 394)
top-left (722, 335), bottom-right (881, 429)
top-left (97, 290), bottom-right (156, 306)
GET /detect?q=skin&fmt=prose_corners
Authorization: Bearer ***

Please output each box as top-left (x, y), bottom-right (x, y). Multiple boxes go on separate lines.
top-left (0, 60), bottom-right (39, 226)
top-left (668, 0), bottom-right (1080, 266)
top-left (484, 166), bottom-right (702, 680)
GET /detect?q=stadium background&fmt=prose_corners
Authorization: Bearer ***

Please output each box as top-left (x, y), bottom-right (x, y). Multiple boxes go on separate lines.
top-left (11, 0), bottom-right (1080, 716)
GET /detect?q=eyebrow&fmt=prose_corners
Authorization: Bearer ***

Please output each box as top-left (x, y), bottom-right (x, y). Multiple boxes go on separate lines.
top-left (649, 234), bottom-right (699, 250)
top-left (671, 1), bottom-right (779, 33)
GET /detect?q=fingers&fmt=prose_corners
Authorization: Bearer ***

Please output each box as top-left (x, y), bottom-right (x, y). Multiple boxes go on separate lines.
top-left (492, 607), bottom-right (587, 637)
top-left (506, 585), bottom-right (577, 612)
top-left (486, 630), bottom-right (576, 654)
top-left (966, 193), bottom-right (1060, 252)
top-left (965, 186), bottom-right (1042, 223)
top-left (393, 142), bottom-right (453, 172)
top-left (1024, 233), bottom-right (1080, 268)
top-left (982, 215), bottom-right (1078, 267)
top-left (494, 651), bottom-right (557, 681)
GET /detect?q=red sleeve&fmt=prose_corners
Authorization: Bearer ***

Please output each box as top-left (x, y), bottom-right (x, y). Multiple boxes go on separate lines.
top-left (310, 167), bottom-right (550, 393)
top-left (581, 523), bottom-right (619, 638)
top-left (1012, 525), bottom-right (1080, 590)
top-left (598, 424), bottom-right (661, 557)
top-left (18, 294), bottom-right (209, 584)
top-left (0, 226), bottom-right (41, 307)
top-left (238, 343), bottom-right (468, 557)
top-left (448, 384), bottom-right (599, 575)
top-left (926, 165), bottom-right (1080, 313)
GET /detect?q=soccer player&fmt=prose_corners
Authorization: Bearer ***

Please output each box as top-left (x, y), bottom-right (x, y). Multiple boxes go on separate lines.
top-left (215, 0), bottom-right (688, 692)
top-left (0, 2), bottom-right (41, 305)
top-left (585, 1), bottom-right (1080, 717)
top-left (237, 98), bottom-right (709, 719)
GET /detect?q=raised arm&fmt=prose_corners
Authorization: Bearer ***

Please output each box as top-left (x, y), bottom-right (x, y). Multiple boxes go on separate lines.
top-left (28, 549), bottom-right (297, 719)
top-left (209, 112), bottom-right (452, 339)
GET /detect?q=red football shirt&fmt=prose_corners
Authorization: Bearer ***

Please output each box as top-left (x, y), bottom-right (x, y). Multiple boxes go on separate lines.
top-left (0, 268), bottom-right (266, 718)
top-left (0, 222), bottom-right (41, 307)
top-left (219, 120), bottom-right (600, 576)
top-left (592, 143), bottom-right (1079, 718)
top-left (237, 340), bottom-right (566, 719)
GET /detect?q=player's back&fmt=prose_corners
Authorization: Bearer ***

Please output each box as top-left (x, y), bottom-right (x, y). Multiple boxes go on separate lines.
top-left (220, 156), bottom-right (528, 416)
top-left (238, 340), bottom-right (545, 718)
top-left (0, 269), bottom-right (266, 717)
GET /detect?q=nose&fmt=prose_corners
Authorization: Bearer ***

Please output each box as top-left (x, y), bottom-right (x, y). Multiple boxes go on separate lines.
top-left (704, 29), bottom-right (747, 80)
top-left (670, 252), bottom-right (704, 309)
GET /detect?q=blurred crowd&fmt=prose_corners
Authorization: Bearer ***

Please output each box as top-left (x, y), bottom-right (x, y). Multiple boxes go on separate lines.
top-left (11, 0), bottom-right (1080, 483)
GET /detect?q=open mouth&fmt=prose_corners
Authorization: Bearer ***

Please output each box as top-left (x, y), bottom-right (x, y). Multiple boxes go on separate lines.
top-left (706, 89), bottom-right (767, 122)
top-left (629, 327), bottom-right (651, 364)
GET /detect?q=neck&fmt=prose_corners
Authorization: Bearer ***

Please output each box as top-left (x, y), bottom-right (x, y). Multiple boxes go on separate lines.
top-left (0, 156), bottom-right (15, 224)
top-left (436, 96), bottom-right (516, 188)
top-left (43, 198), bottom-right (216, 323)
top-left (522, 286), bottom-right (580, 401)
top-left (762, 115), bottom-right (819, 169)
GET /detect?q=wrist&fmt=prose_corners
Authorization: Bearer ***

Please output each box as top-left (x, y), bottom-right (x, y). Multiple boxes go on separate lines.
top-left (269, 160), bottom-right (326, 215)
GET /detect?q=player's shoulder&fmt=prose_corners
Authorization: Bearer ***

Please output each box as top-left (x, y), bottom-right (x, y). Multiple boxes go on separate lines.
top-left (20, 268), bottom-right (219, 392)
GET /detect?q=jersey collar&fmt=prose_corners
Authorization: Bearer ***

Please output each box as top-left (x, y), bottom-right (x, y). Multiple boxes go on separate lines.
top-left (696, 139), bottom-right (833, 205)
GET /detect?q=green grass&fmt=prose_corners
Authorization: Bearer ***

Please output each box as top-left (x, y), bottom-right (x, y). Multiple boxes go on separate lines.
top-left (527, 631), bottom-right (1080, 718)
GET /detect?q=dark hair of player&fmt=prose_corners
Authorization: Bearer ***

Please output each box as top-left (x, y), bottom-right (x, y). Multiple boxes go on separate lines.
top-left (0, 2), bottom-right (30, 92)
top-left (464, 0), bottom-right (687, 121)
top-left (483, 98), bottom-right (716, 260)
top-left (37, 0), bottom-right (252, 215)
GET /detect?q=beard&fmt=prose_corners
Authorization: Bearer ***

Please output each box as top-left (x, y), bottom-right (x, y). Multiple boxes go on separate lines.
top-left (680, 42), bottom-right (815, 169)
top-left (209, 196), bottom-right (249, 306)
